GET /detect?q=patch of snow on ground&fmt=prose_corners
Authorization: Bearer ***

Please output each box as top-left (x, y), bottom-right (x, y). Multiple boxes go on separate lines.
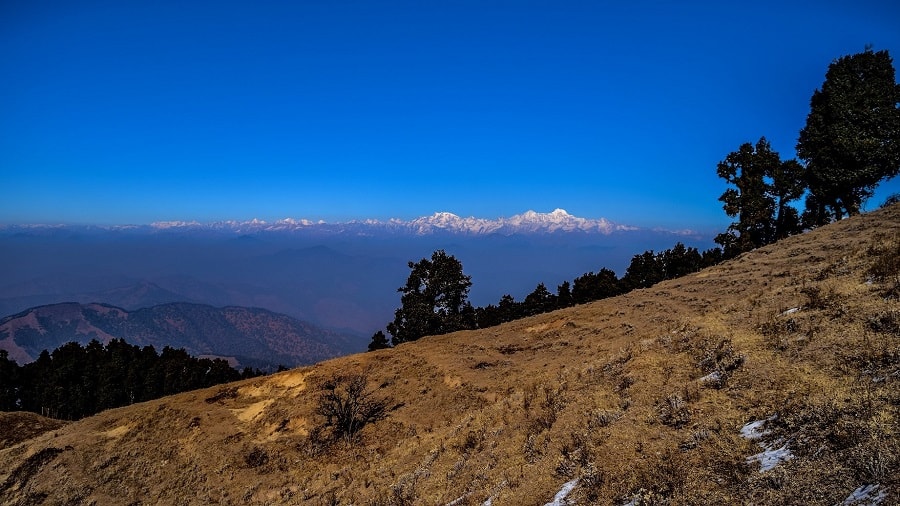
top-left (842, 484), bottom-right (887, 505)
top-left (781, 307), bottom-right (801, 315)
top-left (749, 443), bottom-right (793, 472)
top-left (699, 370), bottom-right (722, 384)
top-left (544, 479), bottom-right (579, 506)
top-left (740, 419), bottom-right (769, 439)
top-left (740, 417), bottom-right (793, 472)
top-left (481, 499), bottom-right (492, 506)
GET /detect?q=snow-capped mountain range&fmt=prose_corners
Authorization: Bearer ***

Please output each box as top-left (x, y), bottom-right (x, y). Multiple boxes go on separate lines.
top-left (145, 209), bottom-right (635, 236)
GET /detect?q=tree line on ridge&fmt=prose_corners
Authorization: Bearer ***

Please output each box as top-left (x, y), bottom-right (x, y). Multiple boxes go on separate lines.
top-left (0, 339), bottom-right (265, 420)
top-left (370, 47), bottom-right (900, 350)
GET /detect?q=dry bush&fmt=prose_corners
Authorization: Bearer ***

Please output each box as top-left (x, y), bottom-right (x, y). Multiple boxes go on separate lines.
top-left (847, 410), bottom-right (899, 483)
top-left (315, 372), bottom-right (389, 444)
top-left (867, 309), bottom-right (900, 336)
top-left (523, 382), bottom-right (566, 432)
top-left (522, 433), bottom-right (542, 464)
top-left (866, 235), bottom-right (900, 298)
top-left (629, 450), bottom-right (689, 505)
top-left (656, 392), bottom-right (691, 428)
top-left (243, 446), bottom-right (269, 469)
top-left (866, 236), bottom-right (900, 281)
top-left (694, 337), bottom-right (744, 389)
top-left (555, 432), bottom-right (591, 478)
top-left (588, 409), bottom-right (622, 429)
top-left (456, 428), bottom-right (485, 454)
top-left (801, 285), bottom-right (837, 310)
top-left (816, 256), bottom-right (852, 280)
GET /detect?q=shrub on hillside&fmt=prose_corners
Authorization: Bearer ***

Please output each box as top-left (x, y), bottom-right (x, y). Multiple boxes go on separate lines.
top-left (695, 338), bottom-right (745, 389)
top-left (314, 372), bottom-right (389, 444)
top-left (866, 236), bottom-right (900, 298)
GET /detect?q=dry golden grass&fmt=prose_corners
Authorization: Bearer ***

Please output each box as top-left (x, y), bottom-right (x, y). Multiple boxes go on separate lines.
top-left (2, 205), bottom-right (899, 505)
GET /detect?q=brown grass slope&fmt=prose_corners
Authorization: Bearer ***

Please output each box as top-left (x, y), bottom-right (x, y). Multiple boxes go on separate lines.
top-left (1, 205), bottom-right (899, 506)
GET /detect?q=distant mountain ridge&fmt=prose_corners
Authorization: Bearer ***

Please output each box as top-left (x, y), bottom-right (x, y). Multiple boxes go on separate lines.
top-left (0, 302), bottom-right (355, 369)
top-left (0, 210), bottom-right (713, 338)
top-left (2, 209), bottom-right (644, 236)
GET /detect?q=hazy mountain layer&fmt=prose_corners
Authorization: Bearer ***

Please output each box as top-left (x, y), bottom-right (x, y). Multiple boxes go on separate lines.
top-left (0, 211), bottom-right (710, 338)
top-left (0, 302), bottom-right (355, 369)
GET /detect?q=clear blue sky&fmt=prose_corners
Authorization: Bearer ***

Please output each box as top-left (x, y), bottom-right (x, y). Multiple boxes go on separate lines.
top-left (2, 1), bottom-right (899, 230)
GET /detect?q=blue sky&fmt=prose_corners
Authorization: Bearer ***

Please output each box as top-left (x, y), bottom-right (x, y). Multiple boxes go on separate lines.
top-left (2, 1), bottom-right (899, 230)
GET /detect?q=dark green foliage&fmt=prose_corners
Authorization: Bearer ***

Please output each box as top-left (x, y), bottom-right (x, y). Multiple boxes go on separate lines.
top-left (715, 137), bottom-right (803, 256)
top-left (466, 242), bottom-right (714, 332)
top-left (556, 281), bottom-right (574, 309)
top-left (622, 251), bottom-right (666, 290)
top-left (475, 294), bottom-right (524, 328)
top-left (771, 159), bottom-right (807, 239)
top-left (387, 250), bottom-right (475, 345)
top-left (385, 243), bottom-right (722, 337)
top-left (1, 338), bottom-right (253, 420)
top-left (700, 247), bottom-right (725, 268)
top-left (0, 350), bottom-right (19, 411)
top-left (621, 243), bottom-right (706, 290)
top-left (523, 283), bottom-right (557, 316)
top-left (797, 48), bottom-right (900, 220)
top-left (572, 268), bottom-right (622, 304)
top-left (367, 331), bottom-right (391, 351)
top-left (659, 243), bottom-right (703, 280)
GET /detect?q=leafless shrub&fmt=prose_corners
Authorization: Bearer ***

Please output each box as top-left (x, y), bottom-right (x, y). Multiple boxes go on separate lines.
top-left (457, 429), bottom-right (484, 454)
top-left (617, 374), bottom-right (635, 392)
top-left (867, 236), bottom-right (900, 280)
top-left (524, 382), bottom-right (566, 431)
top-left (315, 372), bottom-right (389, 444)
top-left (866, 236), bottom-right (900, 298)
top-left (554, 433), bottom-right (590, 479)
top-left (588, 409), bottom-right (622, 429)
top-left (656, 393), bottom-right (691, 428)
top-left (630, 450), bottom-right (689, 504)
top-left (388, 476), bottom-right (418, 506)
top-left (848, 411), bottom-right (899, 482)
top-left (603, 346), bottom-right (633, 375)
top-left (759, 316), bottom-right (799, 339)
top-left (244, 446), bottom-right (269, 469)
top-left (815, 255), bottom-right (854, 281)
top-left (523, 433), bottom-right (541, 463)
top-left (695, 338), bottom-right (744, 389)
top-left (867, 310), bottom-right (900, 336)
top-left (801, 285), bottom-right (836, 310)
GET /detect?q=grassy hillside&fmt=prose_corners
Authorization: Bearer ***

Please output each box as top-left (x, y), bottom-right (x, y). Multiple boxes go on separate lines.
top-left (1, 205), bottom-right (898, 505)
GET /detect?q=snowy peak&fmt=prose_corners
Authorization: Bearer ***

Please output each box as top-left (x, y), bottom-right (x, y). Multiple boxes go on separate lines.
top-left (28, 210), bottom-right (636, 236)
top-left (503, 209), bottom-right (621, 234)
top-left (406, 209), bottom-right (629, 235)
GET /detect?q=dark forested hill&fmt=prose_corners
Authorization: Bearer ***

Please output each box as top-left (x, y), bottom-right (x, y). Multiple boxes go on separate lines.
top-left (0, 302), bottom-right (355, 369)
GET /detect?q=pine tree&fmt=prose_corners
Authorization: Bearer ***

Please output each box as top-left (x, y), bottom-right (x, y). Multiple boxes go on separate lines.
top-left (797, 48), bottom-right (900, 220)
top-left (387, 250), bottom-right (474, 345)
top-left (367, 331), bottom-right (391, 351)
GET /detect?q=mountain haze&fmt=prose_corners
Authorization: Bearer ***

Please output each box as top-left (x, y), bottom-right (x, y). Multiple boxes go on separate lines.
top-left (66, 209), bottom-right (636, 236)
top-left (0, 302), bottom-right (355, 369)
top-left (0, 210), bottom-right (712, 337)
top-left (1, 205), bottom-right (897, 504)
